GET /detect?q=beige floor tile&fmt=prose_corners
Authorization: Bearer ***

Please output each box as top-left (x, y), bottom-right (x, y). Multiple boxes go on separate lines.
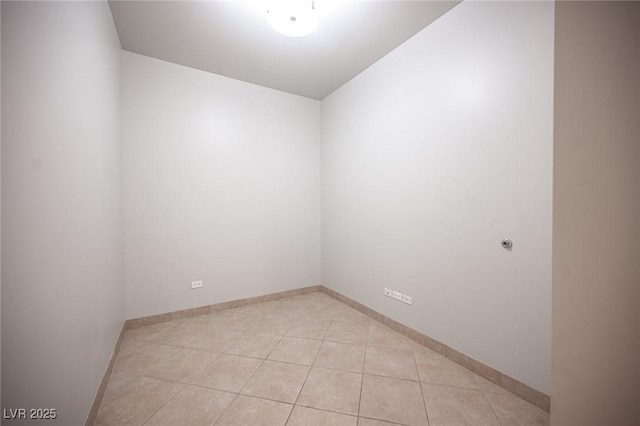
top-left (304, 311), bottom-right (337, 323)
top-left (299, 301), bottom-right (337, 318)
top-left (114, 340), bottom-right (180, 375)
top-left (359, 375), bottom-right (428, 426)
top-left (143, 385), bottom-right (235, 426)
top-left (286, 319), bottom-right (332, 340)
top-left (358, 418), bottom-right (404, 426)
top-left (478, 378), bottom-right (549, 426)
top-left (216, 395), bottom-right (293, 426)
top-left (151, 322), bottom-right (208, 346)
top-left (222, 316), bottom-right (262, 333)
top-left (233, 303), bottom-right (275, 317)
top-left (192, 354), bottom-right (262, 392)
top-left (240, 360), bottom-right (310, 403)
top-left (183, 329), bottom-right (242, 353)
top-left (225, 332), bottom-right (282, 359)
top-left (314, 341), bottom-right (365, 373)
top-left (95, 371), bottom-right (184, 426)
top-left (268, 336), bottom-right (322, 365)
top-left (147, 347), bottom-right (219, 383)
top-left (367, 323), bottom-right (412, 349)
top-left (332, 307), bottom-right (371, 325)
top-left (364, 346), bottom-right (419, 381)
top-left (325, 321), bottom-right (369, 346)
top-left (413, 344), bottom-right (480, 389)
top-left (297, 367), bottom-right (362, 416)
top-left (250, 318), bottom-right (293, 335)
top-left (185, 313), bottom-right (257, 334)
top-left (422, 383), bottom-right (499, 426)
top-left (96, 293), bottom-right (546, 426)
top-left (125, 322), bottom-right (178, 342)
top-left (287, 406), bottom-right (358, 426)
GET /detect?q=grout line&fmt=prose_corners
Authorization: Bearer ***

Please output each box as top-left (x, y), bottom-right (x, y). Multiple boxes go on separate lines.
top-left (289, 405), bottom-right (360, 419)
top-left (139, 381), bottom-right (188, 426)
top-left (412, 344), bottom-right (431, 425)
top-left (215, 317), bottom-right (292, 424)
top-left (212, 392), bottom-right (241, 425)
top-left (182, 351), bottom-right (222, 386)
top-left (235, 337), bottom-right (285, 398)
top-left (356, 322), bottom-right (370, 418)
top-left (357, 414), bottom-right (410, 426)
top-left (477, 377), bottom-right (504, 426)
top-left (283, 310), bottom-right (328, 425)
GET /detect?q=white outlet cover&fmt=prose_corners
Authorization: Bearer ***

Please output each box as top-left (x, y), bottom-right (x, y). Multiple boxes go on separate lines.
top-left (191, 280), bottom-right (203, 289)
top-left (392, 291), bottom-right (402, 300)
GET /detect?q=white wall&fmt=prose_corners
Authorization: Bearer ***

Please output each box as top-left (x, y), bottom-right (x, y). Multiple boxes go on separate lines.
top-left (322, 1), bottom-right (554, 394)
top-left (123, 52), bottom-right (321, 319)
top-left (552, 2), bottom-right (640, 425)
top-left (1, 2), bottom-right (123, 425)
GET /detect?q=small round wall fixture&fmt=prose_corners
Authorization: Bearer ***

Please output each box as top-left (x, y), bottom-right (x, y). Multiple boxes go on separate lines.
top-left (267, 0), bottom-right (319, 38)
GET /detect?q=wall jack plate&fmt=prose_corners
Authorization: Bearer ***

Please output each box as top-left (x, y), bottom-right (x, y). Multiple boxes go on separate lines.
top-left (385, 287), bottom-right (412, 305)
top-left (191, 280), bottom-right (203, 289)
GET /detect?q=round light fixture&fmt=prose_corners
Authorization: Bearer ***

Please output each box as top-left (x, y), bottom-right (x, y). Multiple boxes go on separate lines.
top-left (267, 0), bottom-right (319, 38)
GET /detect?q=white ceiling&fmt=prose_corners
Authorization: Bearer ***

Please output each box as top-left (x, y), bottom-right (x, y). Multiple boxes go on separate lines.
top-left (109, 1), bottom-right (460, 100)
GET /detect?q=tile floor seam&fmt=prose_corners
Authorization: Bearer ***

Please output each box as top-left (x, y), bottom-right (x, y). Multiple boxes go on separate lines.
top-left (222, 330), bottom-right (248, 353)
top-left (419, 379), bottom-right (482, 391)
top-left (229, 393), bottom-right (295, 407)
top-left (412, 347), bottom-right (431, 426)
top-left (285, 310), bottom-right (339, 423)
top-left (163, 352), bottom-right (221, 386)
top-left (139, 381), bottom-right (187, 426)
top-left (356, 323), bottom-right (370, 419)
top-left (297, 405), bottom-right (360, 419)
top-left (147, 340), bottom-right (222, 353)
top-left (234, 321), bottom-right (290, 403)
top-left (145, 348), bottom-right (222, 383)
top-left (358, 415), bottom-right (411, 426)
top-left (477, 380), bottom-right (504, 426)
top-left (304, 363), bottom-right (364, 375)
top-left (148, 324), bottom-right (190, 342)
top-left (212, 391), bottom-right (241, 425)
top-left (364, 371), bottom-right (420, 383)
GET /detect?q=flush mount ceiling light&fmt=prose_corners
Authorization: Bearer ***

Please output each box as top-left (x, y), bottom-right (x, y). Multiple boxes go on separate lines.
top-left (267, 0), bottom-right (319, 38)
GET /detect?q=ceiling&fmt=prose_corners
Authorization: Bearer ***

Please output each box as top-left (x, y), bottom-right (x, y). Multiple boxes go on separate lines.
top-left (109, 1), bottom-right (460, 100)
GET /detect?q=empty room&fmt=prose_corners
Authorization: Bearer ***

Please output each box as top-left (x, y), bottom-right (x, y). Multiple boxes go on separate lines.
top-left (1, 0), bottom-right (638, 425)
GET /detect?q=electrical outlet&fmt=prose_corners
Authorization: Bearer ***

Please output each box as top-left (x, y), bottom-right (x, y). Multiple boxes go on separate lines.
top-left (191, 280), bottom-right (203, 289)
top-left (384, 288), bottom-right (392, 297)
top-left (402, 294), bottom-right (413, 305)
top-left (392, 291), bottom-right (402, 301)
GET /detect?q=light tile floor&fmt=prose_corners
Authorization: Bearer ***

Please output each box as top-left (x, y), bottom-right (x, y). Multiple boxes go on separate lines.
top-left (95, 292), bottom-right (549, 426)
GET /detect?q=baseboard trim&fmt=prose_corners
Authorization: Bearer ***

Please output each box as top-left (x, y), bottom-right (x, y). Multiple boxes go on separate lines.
top-left (319, 285), bottom-right (550, 412)
top-left (85, 323), bottom-right (127, 426)
top-left (88, 283), bottom-right (549, 422)
top-left (125, 285), bottom-right (322, 329)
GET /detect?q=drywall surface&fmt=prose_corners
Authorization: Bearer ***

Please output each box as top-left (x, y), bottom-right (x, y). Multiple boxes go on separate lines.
top-left (123, 52), bottom-right (321, 319)
top-left (552, 2), bottom-right (640, 425)
top-left (322, 1), bottom-right (554, 393)
top-left (1, 1), bottom-right (123, 424)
